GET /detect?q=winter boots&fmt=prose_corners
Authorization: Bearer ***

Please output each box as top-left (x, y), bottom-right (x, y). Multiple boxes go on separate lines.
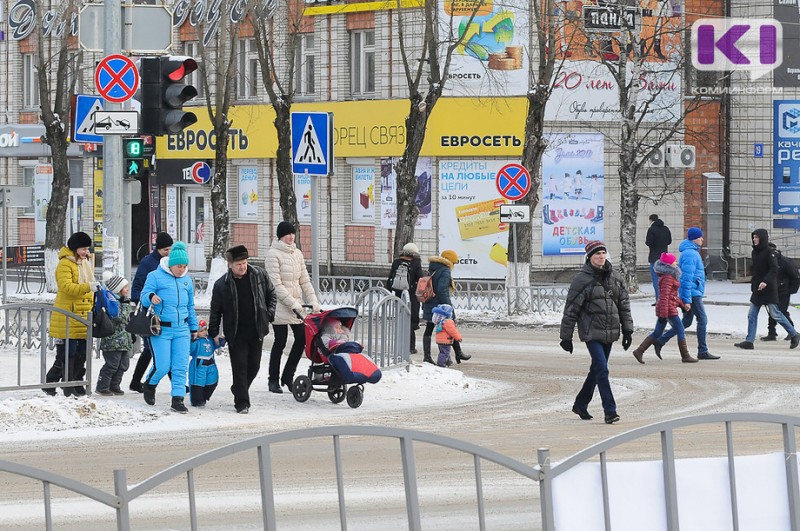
top-left (422, 334), bottom-right (434, 364)
top-left (632, 336), bottom-right (655, 364)
top-left (678, 340), bottom-right (698, 363)
top-left (143, 384), bottom-right (157, 405)
top-left (171, 396), bottom-right (188, 414)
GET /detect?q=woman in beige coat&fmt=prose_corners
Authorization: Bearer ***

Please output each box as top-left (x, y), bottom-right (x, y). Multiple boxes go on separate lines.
top-left (265, 222), bottom-right (321, 394)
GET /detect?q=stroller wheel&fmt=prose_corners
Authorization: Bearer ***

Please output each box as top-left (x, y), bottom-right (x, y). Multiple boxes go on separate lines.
top-left (292, 375), bottom-right (313, 403)
top-left (346, 385), bottom-right (364, 409)
top-left (328, 387), bottom-right (346, 404)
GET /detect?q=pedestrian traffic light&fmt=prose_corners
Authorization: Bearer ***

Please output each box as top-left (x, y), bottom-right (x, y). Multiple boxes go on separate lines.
top-left (140, 56), bottom-right (198, 136)
top-left (123, 138), bottom-right (144, 178)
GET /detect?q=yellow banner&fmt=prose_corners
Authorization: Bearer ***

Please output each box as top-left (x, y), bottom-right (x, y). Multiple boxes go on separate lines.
top-left (157, 98), bottom-right (528, 160)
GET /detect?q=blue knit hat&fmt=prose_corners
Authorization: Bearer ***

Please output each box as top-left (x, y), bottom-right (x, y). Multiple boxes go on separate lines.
top-left (168, 241), bottom-right (189, 267)
top-left (432, 304), bottom-right (453, 319)
top-left (687, 227), bottom-right (703, 241)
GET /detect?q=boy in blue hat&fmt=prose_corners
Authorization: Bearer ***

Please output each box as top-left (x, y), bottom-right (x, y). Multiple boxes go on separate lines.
top-left (431, 304), bottom-right (462, 367)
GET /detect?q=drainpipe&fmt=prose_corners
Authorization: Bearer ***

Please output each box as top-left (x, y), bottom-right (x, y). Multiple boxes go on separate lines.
top-left (721, 0), bottom-right (732, 276)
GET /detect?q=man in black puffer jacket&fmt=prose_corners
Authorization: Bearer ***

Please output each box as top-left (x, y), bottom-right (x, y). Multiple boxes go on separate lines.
top-left (560, 240), bottom-right (634, 425)
top-left (735, 229), bottom-right (800, 350)
top-left (209, 245), bottom-right (277, 414)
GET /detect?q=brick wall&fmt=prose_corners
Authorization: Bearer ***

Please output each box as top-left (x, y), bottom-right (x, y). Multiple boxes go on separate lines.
top-left (345, 225), bottom-right (375, 262)
top-left (17, 218), bottom-right (35, 245)
top-left (684, 101), bottom-right (723, 234)
top-left (231, 223), bottom-right (259, 255)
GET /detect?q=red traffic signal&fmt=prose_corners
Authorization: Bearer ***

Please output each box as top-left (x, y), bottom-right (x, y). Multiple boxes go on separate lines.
top-left (139, 56), bottom-right (198, 136)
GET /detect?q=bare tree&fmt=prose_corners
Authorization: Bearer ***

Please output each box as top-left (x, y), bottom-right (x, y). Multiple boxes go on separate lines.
top-left (576, 0), bottom-right (707, 291)
top-left (250, 0), bottom-right (303, 244)
top-left (191, 2), bottom-right (242, 259)
top-left (392, 0), bottom-right (483, 256)
top-left (33, 0), bottom-right (82, 291)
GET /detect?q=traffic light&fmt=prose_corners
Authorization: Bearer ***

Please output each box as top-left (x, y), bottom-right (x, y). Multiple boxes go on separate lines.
top-left (140, 56), bottom-right (198, 136)
top-left (123, 138), bottom-right (144, 178)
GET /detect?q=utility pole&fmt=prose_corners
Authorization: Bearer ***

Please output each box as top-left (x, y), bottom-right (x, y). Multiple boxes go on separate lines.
top-left (103, 0), bottom-right (125, 278)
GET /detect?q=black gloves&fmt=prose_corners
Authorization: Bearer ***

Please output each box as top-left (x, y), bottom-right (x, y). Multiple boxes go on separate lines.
top-left (560, 340), bottom-right (573, 353)
top-left (622, 332), bottom-right (632, 351)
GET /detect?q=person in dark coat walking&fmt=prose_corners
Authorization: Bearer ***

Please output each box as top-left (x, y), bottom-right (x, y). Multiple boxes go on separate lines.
top-left (560, 240), bottom-right (633, 424)
top-left (422, 250), bottom-right (470, 364)
top-left (128, 232), bottom-right (173, 392)
top-left (735, 229), bottom-right (800, 350)
top-left (387, 242), bottom-right (423, 353)
top-left (762, 243), bottom-right (800, 341)
top-left (209, 245), bottom-right (277, 414)
top-left (645, 214), bottom-right (672, 302)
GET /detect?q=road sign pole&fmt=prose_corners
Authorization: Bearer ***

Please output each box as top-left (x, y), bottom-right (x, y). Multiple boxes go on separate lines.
top-left (512, 223), bottom-right (519, 311)
top-left (309, 171), bottom-right (320, 293)
top-left (103, 0), bottom-right (126, 278)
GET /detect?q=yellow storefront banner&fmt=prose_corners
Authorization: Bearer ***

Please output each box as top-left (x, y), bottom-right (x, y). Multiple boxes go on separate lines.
top-left (156, 98), bottom-right (528, 160)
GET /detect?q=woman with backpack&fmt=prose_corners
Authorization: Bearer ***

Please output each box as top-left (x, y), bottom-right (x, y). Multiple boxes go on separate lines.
top-left (387, 242), bottom-right (423, 353)
top-left (421, 250), bottom-right (471, 364)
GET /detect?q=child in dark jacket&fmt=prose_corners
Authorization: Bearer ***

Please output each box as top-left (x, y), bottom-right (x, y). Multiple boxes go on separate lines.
top-left (632, 253), bottom-right (698, 364)
top-left (189, 320), bottom-right (220, 407)
top-left (431, 304), bottom-right (463, 367)
top-left (96, 273), bottom-right (134, 395)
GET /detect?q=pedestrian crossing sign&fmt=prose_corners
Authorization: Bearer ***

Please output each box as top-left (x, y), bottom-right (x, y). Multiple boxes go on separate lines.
top-left (291, 112), bottom-right (333, 175)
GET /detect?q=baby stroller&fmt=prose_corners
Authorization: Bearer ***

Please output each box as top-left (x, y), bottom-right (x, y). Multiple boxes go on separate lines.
top-left (292, 306), bottom-right (381, 409)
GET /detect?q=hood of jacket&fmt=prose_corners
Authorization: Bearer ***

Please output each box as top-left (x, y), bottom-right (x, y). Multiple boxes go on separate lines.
top-left (581, 257), bottom-right (612, 277)
top-left (400, 249), bottom-right (420, 260)
top-left (271, 238), bottom-right (296, 254)
top-left (752, 228), bottom-right (770, 250)
top-left (58, 246), bottom-right (77, 261)
top-left (428, 255), bottom-right (454, 270)
top-left (654, 259), bottom-right (680, 279)
top-left (651, 219), bottom-right (665, 228)
top-left (159, 256), bottom-right (189, 277)
top-left (678, 238), bottom-right (700, 253)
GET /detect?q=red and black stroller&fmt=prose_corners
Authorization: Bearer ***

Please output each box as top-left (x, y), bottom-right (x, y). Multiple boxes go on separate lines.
top-left (292, 306), bottom-right (382, 408)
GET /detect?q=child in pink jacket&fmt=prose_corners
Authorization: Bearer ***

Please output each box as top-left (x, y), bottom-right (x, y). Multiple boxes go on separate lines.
top-left (432, 304), bottom-right (463, 367)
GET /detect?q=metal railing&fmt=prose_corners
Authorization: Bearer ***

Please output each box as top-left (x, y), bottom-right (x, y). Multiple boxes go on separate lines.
top-left (352, 287), bottom-right (410, 367)
top-left (4, 414), bottom-right (800, 529)
top-left (0, 303), bottom-right (93, 394)
top-left (317, 275), bottom-right (568, 315)
top-left (536, 412), bottom-right (800, 531)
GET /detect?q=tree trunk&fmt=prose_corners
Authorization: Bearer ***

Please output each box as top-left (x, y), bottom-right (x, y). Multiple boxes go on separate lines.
top-left (617, 60), bottom-right (641, 293)
top-left (393, 101), bottom-right (431, 257)
top-left (273, 102), bottom-right (301, 248)
top-left (210, 122), bottom-right (231, 259)
top-left (43, 124), bottom-right (71, 292)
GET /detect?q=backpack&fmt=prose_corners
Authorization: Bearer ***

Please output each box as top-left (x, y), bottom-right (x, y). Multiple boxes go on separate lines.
top-left (391, 262), bottom-right (410, 291)
top-left (782, 255), bottom-right (800, 294)
top-left (92, 291), bottom-right (116, 338)
top-left (415, 270), bottom-right (439, 303)
top-left (95, 287), bottom-right (120, 318)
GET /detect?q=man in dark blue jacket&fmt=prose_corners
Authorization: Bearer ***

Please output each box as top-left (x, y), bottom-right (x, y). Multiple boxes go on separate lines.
top-left (128, 232), bottom-right (173, 392)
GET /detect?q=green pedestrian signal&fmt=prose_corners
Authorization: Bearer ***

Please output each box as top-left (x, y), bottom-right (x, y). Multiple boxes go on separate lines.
top-left (126, 158), bottom-right (143, 177)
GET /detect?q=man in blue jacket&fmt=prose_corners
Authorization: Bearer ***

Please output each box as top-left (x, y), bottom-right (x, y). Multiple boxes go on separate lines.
top-left (654, 227), bottom-right (719, 360)
top-left (128, 232), bottom-right (173, 392)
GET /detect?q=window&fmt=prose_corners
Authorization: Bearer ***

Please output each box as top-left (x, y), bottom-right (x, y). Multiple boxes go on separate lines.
top-left (184, 42), bottom-right (206, 100)
top-left (23, 54), bottom-right (40, 109)
top-left (350, 30), bottom-right (375, 96)
top-left (237, 39), bottom-right (259, 100)
top-left (294, 34), bottom-right (315, 96)
top-left (22, 166), bottom-right (34, 215)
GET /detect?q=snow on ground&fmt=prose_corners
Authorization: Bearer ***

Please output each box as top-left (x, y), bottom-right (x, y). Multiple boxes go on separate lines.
top-left (0, 280), bottom-right (773, 442)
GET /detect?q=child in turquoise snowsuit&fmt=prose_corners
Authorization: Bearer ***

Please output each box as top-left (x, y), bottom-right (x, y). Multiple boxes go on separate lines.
top-left (189, 319), bottom-right (220, 407)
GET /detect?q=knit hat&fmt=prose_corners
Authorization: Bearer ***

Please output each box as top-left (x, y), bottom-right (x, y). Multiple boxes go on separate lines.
top-left (101, 270), bottom-right (129, 294)
top-left (277, 221), bottom-right (296, 239)
top-left (67, 231), bottom-right (92, 251)
top-left (687, 227), bottom-right (703, 241)
top-left (584, 240), bottom-right (607, 259)
top-left (155, 232), bottom-right (173, 250)
top-left (168, 241), bottom-right (189, 267)
top-left (402, 242), bottom-right (419, 254)
top-left (660, 252), bottom-right (677, 266)
top-left (198, 319), bottom-right (208, 329)
top-left (441, 250), bottom-right (459, 265)
top-left (432, 304), bottom-right (453, 319)
top-left (225, 245), bottom-right (249, 262)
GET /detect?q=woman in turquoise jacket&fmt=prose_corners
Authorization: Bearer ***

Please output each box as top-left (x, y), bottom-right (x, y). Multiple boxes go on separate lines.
top-left (141, 241), bottom-right (198, 413)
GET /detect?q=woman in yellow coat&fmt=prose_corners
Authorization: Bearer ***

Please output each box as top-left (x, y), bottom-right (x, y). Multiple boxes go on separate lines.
top-left (45, 232), bottom-right (99, 396)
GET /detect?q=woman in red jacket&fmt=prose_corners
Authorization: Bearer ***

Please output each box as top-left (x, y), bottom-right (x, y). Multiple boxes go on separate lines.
top-left (631, 253), bottom-right (698, 363)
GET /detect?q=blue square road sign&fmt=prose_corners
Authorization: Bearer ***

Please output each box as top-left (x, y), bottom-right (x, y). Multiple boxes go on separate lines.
top-left (291, 112), bottom-right (333, 175)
